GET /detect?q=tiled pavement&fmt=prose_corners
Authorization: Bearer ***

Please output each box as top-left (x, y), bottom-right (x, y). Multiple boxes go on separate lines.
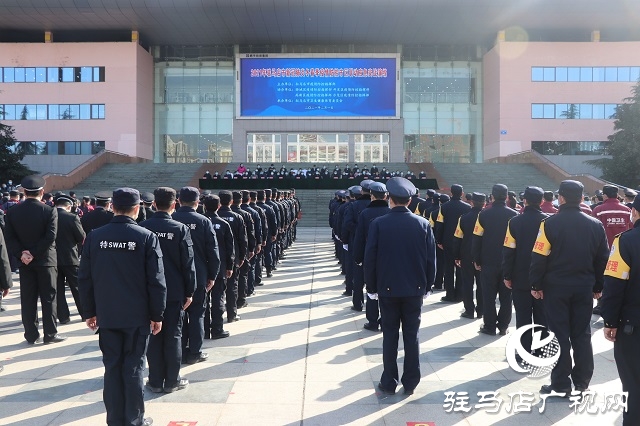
top-left (0, 228), bottom-right (625, 425)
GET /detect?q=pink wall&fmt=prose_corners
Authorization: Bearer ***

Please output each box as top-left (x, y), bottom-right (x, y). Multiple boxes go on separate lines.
top-left (0, 42), bottom-right (154, 159)
top-left (483, 41), bottom-right (640, 160)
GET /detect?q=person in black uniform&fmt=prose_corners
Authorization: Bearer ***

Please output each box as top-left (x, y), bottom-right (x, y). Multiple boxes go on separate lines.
top-left (453, 192), bottom-right (485, 319)
top-left (5, 175), bottom-right (65, 344)
top-left (530, 180), bottom-right (609, 396)
top-left (602, 195), bottom-right (640, 425)
top-left (173, 187), bottom-right (220, 364)
top-left (0, 226), bottom-right (12, 316)
top-left (623, 188), bottom-right (637, 209)
top-left (364, 177), bottom-right (436, 396)
top-left (408, 189), bottom-right (425, 214)
top-left (472, 184), bottom-right (518, 336)
top-left (241, 190), bottom-right (262, 297)
top-left (264, 189), bottom-right (281, 275)
top-left (256, 190), bottom-right (277, 278)
top-left (202, 194), bottom-right (235, 339)
top-left (436, 184), bottom-right (470, 303)
top-left (217, 191), bottom-right (248, 323)
top-left (79, 188), bottom-right (166, 426)
top-left (141, 192), bottom-right (155, 220)
top-left (231, 191), bottom-right (255, 309)
top-left (54, 194), bottom-right (86, 324)
top-left (353, 182), bottom-right (390, 331)
top-left (140, 187), bottom-right (196, 393)
top-left (343, 181), bottom-right (372, 311)
top-left (338, 187), bottom-right (360, 297)
top-left (428, 194), bottom-right (446, 291)
top-left (250, 190), bottom-right (269, 287)
top-left (502, 186), bottom-right (548, 354)
top-left (81, 191), bottom-right (114, 234)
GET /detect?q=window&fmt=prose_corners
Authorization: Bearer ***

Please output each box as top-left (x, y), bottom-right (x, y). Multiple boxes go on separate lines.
top-left (605, 104), bottom-right (617, 119)
top-left (47, 67), bottom-right (59, 82)
top-left (531, 103), bottom-right (618, 119)
top-left (2, 104), bottom-right (15, 120)
top-left (580, 67), bottom-right (592, 82)
top-left (556, 67), bottom-right (568, 82)
top-left (543, 104), bottom-right (555, 119)
top-left (618, 67), bottom-right (631, 82)
top-left (36, 104), bottom-right (47, 120)
top-left (35, 68), bottom-right (46, 82)
top-left (61, 68), bottom-right (74, 82)
top-left (48, 104), bottom-right (59, 120)
top-left (25, 68), bottom-right (36, 83)
top-left (579, 104), bottom-right (592, 119)
top-left (3, 68), bottom-right (14, 83)
top-left (79, 104), bottom-right (90, 119)
top-left (605, 67), bottom-right (618, 82)
top-left (531, 67), bottom-right (543, 81)
top-left (567, 67), bottom-right (580, 82)
top-left (543, 67), bottom-right (555, 81)
top-left (80, 67), bottom-right (93, 82)
top-left (592, 67), bottom-right (605, 82)
top-left (631, 67), bottom-right (640, 82)
top-left (14, 68), bottom-right (25, 83)
top-left (593, 104), bottom-right (605, 119)
top-left (555, 104), bottom-right (568, 119)
top-left (532, 66), bottom-right (640, 82)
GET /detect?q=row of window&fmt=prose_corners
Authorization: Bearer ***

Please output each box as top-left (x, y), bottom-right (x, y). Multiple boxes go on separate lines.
top-left (11, 141), bottom-right (105, 156)
top-left (531, 103), bottom-right (618, 119)
top-left (1, 104), bottom-right (105, 120)
top-left (531, 66), bottom-right (640, 82)
top-left (532, 141), bottom-right (609, 156)
top-left (0, 67), bottom-right (105, 83)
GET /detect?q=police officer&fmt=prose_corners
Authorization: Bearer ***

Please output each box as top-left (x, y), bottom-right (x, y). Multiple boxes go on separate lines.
top-left (530, 180), bottom-right (609, 396)
top-left (140, 187), bottom-right (196, 393)
top-left (54, 193), bottom-right (86, 324)
top-left (5, 175), bottom-right (64, 344)
top-left (353, 182), bottom-right (390, 331)
top-left (334, 189), bottom-right (353, 295)
top-left (343, 181), bottom-right (372, 311)
top-left (364, 177), bottom-right (436, 396)
top-left (141, 192), bottom-right (155, 219)
top-left (436, 184), bottom-right (470, 303)
top-left (173, 187), bottom-right (220, 364)
top-left (428, 194), bottom-right (446, 291)
top-left (256, 190), bottom-right (278, 278)
top-left (0, 226), bottom-right (12, 314)
top-left (408, 189), bottom-right (425, 214)
top-left (601, 195), bottom-right (640, 425)
top-left (81, 191), bottom-right (114, 234)
top-left (240, 190), bottom-right (262, 296)
top-left (231, 191), bottom-right (255, 308)
top-left (472, 184), bottom-right (518, 336)
top-left (624, 189), bottom-right (637, 209)
top-left (248, 191), bottom-right (267, 287)
top-left (202, 194), bottom-right (235, 339)
top-left (79, 188), bottom-right (165, 426)
top-left (502, 187), bottom-right (548, 353)
top-left (453, 192), bottom-right (486, 319)
top-left (264, 189), bottom-right (281, 274)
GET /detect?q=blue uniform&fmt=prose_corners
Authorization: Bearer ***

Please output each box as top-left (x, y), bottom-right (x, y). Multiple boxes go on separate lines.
top-left (364, 206), bottom-right (436, 393)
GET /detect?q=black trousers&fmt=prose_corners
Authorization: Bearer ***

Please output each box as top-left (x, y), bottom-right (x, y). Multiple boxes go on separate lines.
top-left (365, 294), bottom-right (380, 326)
top-left (56, 264), bottom-right (82, 321)
top-left (443, 249), bottom-right (463, 301)
top-left (254, 250), bottom-right (263, 285)
top-left (433, 247), bottom-right (444, 289)
top-left (615, 328), bottom-right (640, 426)
top-left (461, 260), bottom-right (483, 315)
top-left (246, 254), bottom-right (256, 295)
top-left (480, 267), bottom-right (512, 332)
top-left (206, 275), bottom-right (227, 334)
top-left (99, 326), bottom-right (149, 426)
top-left (147, 301), bottom-right (184, 389)
top-left (237, 260), bottom-right (250, 306)
top-left (344, 249), bottom-right (353, 293)
top-left (352, 262), bottom-right (364, 310)
top-left (512, 288), bottom-right (547, 353)
top-left (226, 266), bottom-right (239, 319)
top-left (264, 239), bottom-right (274, 270)
top-left (182, 284), bottom-right (205, 358)
top-left (379, 296), bottom-right (423, 391)
top-left (19, 265), bottom-right (58, 343)
top-left (543, 285), bottom-right (593, 390)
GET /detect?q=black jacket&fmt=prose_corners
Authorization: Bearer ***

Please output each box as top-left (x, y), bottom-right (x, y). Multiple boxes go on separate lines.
top-left (501, 206), bottom-right (548, 289)
top-left (435, 197), bottom-right (471, 250)
top-left (256, 201), bottom-right (277, 239)
top-left (453, 206), bottom-right (482, 262)
top-left (217, 206), bottom-right (248, 266)
top-left (204, 211), bottom-right (235, 274)
top-left (5, 198), bottom-right (58, 267)
top-left (81, 207), bottom-right (114, 235)
top-left (342, 195), bottom-right (371, 243)
top-left (472, 201), bottom-right (518, 269)
top-left (0, 228), bottom-right (12, 290)
top-left (56, 207), bottom-right (86, 266)
top-left (140, 212), bottom-right (196, 302)
top-left (232, 204), bottom-right (256, 253)
top-left (242, 204), bottom-right (263, 246)
top-left (250, 202), bottom-right (269, 244)
top-left (78, 216), bottom-right (167, 327)
top-left (353, 199), bottom-right (390, 265)
top-left (530, 204), bottom-right (609, 292)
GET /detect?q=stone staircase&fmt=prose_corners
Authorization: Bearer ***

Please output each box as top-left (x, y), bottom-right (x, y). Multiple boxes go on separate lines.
top-left (431, 163), bottom-right (561, 195)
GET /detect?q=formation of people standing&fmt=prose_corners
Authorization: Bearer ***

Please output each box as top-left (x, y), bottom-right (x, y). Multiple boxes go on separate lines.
top-left (0, 175), bottom-right (300, 426)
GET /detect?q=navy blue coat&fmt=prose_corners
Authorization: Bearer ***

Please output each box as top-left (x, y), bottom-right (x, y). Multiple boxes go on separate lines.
top-left (353, 199), bottom-right (390, 265)
top-left (364, 206), bottom-right (437, 297)
top-left (342, 195), bottom-right (371, 243)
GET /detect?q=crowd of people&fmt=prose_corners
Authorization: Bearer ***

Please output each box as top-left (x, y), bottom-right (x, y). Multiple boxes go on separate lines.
top-left (330, 177), bottom-right (640, 424)
top-left (0, 175), bottom-right (300, 426)
top-left (202, 163), bottom-right (428, 180)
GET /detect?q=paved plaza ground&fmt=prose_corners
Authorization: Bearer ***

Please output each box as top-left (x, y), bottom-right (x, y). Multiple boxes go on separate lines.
top-left (0, 227), bottom-right (626, 425)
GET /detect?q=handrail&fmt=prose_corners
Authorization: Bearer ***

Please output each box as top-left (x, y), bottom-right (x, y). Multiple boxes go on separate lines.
top-left (42, 150), bottom-right (110, 179)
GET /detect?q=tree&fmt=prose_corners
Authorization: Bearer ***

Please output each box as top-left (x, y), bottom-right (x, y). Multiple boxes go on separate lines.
top-left (588, 81), bottom-right (640, 187)
top-left (560, 103), bottom-right (579, 119)
top-left (0, 121), bottom-right (36, 184)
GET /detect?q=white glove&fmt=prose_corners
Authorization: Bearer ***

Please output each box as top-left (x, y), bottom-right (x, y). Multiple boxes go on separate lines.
top-left (423, 291), bottom-right (432, 300)
top-left (367, 293), bottom-right (378, 300)
top-left (343, 244), bottom-right (348, 251)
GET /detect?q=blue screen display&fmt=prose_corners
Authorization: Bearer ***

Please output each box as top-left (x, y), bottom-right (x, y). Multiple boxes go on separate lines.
top-left (240, 57), bottom-right (397, 117)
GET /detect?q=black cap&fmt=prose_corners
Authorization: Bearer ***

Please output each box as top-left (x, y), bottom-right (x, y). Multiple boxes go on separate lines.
top-left (349, 186), bottom-right (363, 196)
top-left (426, 189), bottom-right (436, 197)
top-left (439, 194), bottom-right (451, 203)
top-left (558, 180), bottom-right (584, 202)
top-left (141, 192), bottom-right (155, 203)
top-left (219, 190), bottom-right (232, 204)
top-left (450, 184), bottom-right (463, 197)
top-left (472, 192), bottom-right (487, 203)
top-left (543, 191), bottom-right (554, 202)
top-left (603, 185), bottom-right (619, 198)
top-left (523, 186), bottom-right (544, 203)
top-left (386, 177), bottom-right (416, 198)
top-left (21, 175), bottom-right (45, 191)
top-left (95, 191), bottom-right (112, 201)
top-left (492, 184), bottom-right (508, 199)
top-left (624, 189), bottom-right (637, 198)
top-left (369, 182), bottom-right (387, 194)
top-left (360, 180), bottom-right (374, 191)
top-left (632, 197), bottom-right (640, 211)
top-left (179, 186), bottom-right (199, 203)
top-left (54, 193), bottom-right (74, 205)
top-left (112, 188), bottom-right (140, 208)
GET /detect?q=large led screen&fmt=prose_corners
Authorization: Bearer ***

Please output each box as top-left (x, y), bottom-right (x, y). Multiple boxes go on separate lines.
top-left (239, 57), bottom-right (397, 117)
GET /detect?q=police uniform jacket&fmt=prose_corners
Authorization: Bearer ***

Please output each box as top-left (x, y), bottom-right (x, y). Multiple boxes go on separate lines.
top-left (529, 204), bottom-right (609, 292)
top-left (204, 211), bottom-right (235, 273)
top-left (140, 212), bottom-right (196, 303)
top-left (601, 220), bottom-right (640, 328)
top-left (231, 205), bottom-right (256, 253)
top-left (172, 206), bottom-right (220, 288)
top-left (135, 206), bottom-right (146, 223)
top-left (364, 206), bottom-right (436, 297)
top-left (241, 204), bottom-right (263, 246)
top-left (217, 206), bottom-right (248, 265)
top-left (265, 199), bottom-right (281, 230)
top-left (5, 198), bottom-right (58, 267)
top-left (0, 228), bottom-right (12, 291)
top-left (329, 199), bottom-right (342, 228)
top-left (334, 200), bottom-right (350, 241)
top-left (353, 200), bottom-right (390, 265)
top-left (435, 197), bottom-right (471, 249)
top-left (56, 207), bottom-right (86, 266)
top-left (452, 206), bottom-right (482, 262)
top-left (408, 195), bottom-right (425, 214)
top-left (502, 206), bottom-right (548, 290)
top-left (81, 207), bottom-right (114, 235)
top-left (341, 195), bottom-right (371, 243)
top-left (250, 203), bottom-right (269, 244)
top-left (256, 201), bottom-right (278, 239)
top-left (472, 201), bottom-right (518, 269)
top-left (78, 216), bottom-right (167, 328)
